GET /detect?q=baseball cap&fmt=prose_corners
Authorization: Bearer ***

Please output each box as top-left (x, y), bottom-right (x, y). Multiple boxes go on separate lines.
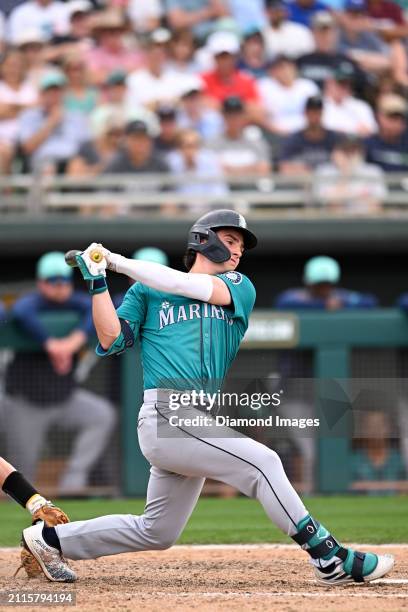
top-left (303, 256), bottom-right (340, 285)
top-left (266, 53), bottom-right (295, 69)
top-left (178, 75), bottom-right (203, 98)
top-left (149, 28), bottom-right (171, 45)
top-left (125, 119), bottom-right (151, 135)
top-left (132, 247), bottom-right (169, 266)
top-left (242, 25), bottom-right (263, 40)
top-left (334, 63), bottom-right (355, 82)
top-left (37, 252), bottom-right (73, 281)
top-left (305, 95), bottom-right (323, 111)
top-left (222, 96), bottom-right (244, 113)
top-left (156, 105), bottom-right (177, 120)
top-left (345, 0), bottom-right (366, 11)
top-left (378, 94), bottom-right (407, 116)
top-left (334, 134), bottom-right (363, 151)
top-left (67, 0), bottom-right (92, 17)
top-left (39, 71), bottom-right (67, 90)
top-left (207, 31), bottom-right (240, 56)
top-left (13, 28), bottom-right (46, 47)
top-left (311, 11), bottom-right (335, 28)
top-left (105, 69), bottom-right (127, 86)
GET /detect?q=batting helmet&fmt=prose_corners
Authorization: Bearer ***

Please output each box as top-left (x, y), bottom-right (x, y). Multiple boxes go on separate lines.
top-left (186, 209), bottom-right (257, 267)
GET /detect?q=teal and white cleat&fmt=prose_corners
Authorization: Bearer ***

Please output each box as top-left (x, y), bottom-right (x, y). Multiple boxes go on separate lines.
top-left (314, 549), bottom-right (395, 585)
top-left (22, 521), bottom-right (76, 583)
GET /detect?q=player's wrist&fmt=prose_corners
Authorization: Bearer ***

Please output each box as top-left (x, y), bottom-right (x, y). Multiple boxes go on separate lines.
top-left (26, 494), bottom-right (51, 515)
top-left (87, 277), bottom-right (108, 295)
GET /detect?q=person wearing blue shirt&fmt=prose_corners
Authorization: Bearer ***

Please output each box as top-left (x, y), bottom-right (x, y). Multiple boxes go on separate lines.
top-left (0, 300), bottom-right (6, 324)
top-left (273, 255), bottom-right (377, 493)
top-left (276, 255), bottom-right (378, 310)
top-left (284, 0), bottom-right (327, 28)
top-left (4, 252), bottom-right (115, 495)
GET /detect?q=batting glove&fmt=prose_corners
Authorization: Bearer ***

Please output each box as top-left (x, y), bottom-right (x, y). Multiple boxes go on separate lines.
top-left (76, 243), bottom-right (110, 295)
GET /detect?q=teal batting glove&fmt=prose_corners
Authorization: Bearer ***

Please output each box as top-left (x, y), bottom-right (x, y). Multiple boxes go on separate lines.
top-left (75, 244), bottom-right (108, 295)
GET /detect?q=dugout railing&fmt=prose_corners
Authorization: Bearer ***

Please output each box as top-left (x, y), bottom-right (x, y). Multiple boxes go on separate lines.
top-left (1, 309), bottom-right (408, 496)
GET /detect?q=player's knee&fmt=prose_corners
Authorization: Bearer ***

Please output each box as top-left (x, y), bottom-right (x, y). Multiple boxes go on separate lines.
top-left (143, 521), bottom-right (179, 550)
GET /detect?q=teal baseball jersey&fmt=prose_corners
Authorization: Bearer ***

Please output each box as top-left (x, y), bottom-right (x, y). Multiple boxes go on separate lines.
top-left (97, 271), bottom-right (255, 391)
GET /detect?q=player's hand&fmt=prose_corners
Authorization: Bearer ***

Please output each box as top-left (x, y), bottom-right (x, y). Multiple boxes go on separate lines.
top-left (75, 242), bottom-right (109, 280)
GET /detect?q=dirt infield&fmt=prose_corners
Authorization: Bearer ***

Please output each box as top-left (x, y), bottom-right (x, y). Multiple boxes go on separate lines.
top-left (0, 545), bottom-right (407, 612)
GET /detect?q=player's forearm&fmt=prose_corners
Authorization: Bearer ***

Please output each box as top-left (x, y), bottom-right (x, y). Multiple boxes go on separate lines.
top-left (109, 256), bottom-right (213, 302)
top-left (0, 457), bottom-right (16, 486)
top-left (92, 291), bottom-right (121, 350)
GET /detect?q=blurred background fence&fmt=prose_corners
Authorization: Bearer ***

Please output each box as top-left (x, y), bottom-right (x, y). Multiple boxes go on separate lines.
top-left (1, 309), bottom-right (407, 497)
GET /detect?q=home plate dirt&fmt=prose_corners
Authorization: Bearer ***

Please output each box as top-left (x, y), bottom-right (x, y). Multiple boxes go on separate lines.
top-left (0, 545), bottom-right (406, 611)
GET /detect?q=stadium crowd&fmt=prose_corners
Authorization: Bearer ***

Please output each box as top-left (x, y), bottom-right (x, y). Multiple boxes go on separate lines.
top-left (0, 0), bottom-right (408, 212)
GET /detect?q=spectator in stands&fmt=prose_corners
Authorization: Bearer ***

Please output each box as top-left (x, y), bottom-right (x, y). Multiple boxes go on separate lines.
top-left (259, 55), bottom-right (319, 134)
top-left (338, 0), bottom-right (391, 75)
top-left (165, 0), bottom-right (229, 43)
top-left (297, 11), bottom-right (361, 91)
top-left (238, 27), bottom-right (269, 80)
top-left (126, 0), bottom-right (163, 34)
top-left (154, 106), bottom-right (179, 159)
top-left (283, 0), bottom-right (327, 28)
top-left (352, 406), bottom-right (406, 494)
top-left (18, 71), bottom-right (90, 173)
top-left (14, 29), bottom-right (51, 90)
top-left (278, 95), bottom-right (339, 175)
top-left (167, 128), bottom-right (229, 208)
top-left (67, 107), bottom-right (124, 177)
top-left (263, 0), bottom-right (315, 60)
top-left (0, 50), bottom-right (38, 174)
top-left (313, 136), bottom-right (386, 214)
top-left (63, 53), bottom-right (98, 116)
top-left (177, 76), bottom-right (224, 140)
top-left (126, 28), bottom-right (189, 108)
top-left (275, 255), bottom-right (378, 309)
top-left (208, 95), bottom-right (271, 182)
top-left (85, 10), bottom-right (143, 86)
top-left (365, 94), bottom-right (408, 172)
top-left (200, 31), bottom-right (263, 121)
top-left (4, 251), bottom-right (115, 494)
top-left (7, 0), bottom-right (70, 44)
top-left (46, 1), bottom-right (94, 63)
top-left (274, 255), bottom-right (377, 493)
top-left (322, 67), bottom-right (377, 135)
top-left (104, 119), bottom-right (169, 178)
top-left (168, 29), bottom-right (202, 75)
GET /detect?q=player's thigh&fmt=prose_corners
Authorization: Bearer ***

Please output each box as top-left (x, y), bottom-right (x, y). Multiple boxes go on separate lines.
top-left (59, 389), bottom-right (116, 429)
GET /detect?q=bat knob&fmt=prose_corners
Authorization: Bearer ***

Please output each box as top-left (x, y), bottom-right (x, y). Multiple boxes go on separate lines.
top-left (90, 249), bottom-right (104, 263)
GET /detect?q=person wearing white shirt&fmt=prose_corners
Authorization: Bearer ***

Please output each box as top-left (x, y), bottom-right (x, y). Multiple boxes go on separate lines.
top-left (322, 69), bottom-right (377, 136)
top-left (127, 0), bottom-right (163, 33)
top-left (263, 0), bottom-right (315, 59)
top-left (258, 55), bottom-right (319, 134)
top-left (126, 28), bottom-right (193, 109)
top-left (7, 0), bottom-right (70, 43)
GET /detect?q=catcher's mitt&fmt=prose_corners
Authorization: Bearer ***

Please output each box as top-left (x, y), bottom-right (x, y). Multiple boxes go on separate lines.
top-left (15, 504), bottom-right (69, 578)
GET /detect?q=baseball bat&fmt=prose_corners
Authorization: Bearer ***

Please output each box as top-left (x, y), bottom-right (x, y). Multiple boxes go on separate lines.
top-left (65, 248), bottom-right (105, 268)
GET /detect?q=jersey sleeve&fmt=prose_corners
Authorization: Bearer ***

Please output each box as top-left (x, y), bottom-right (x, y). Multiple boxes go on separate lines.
top-left (217, 272), bottom-right (256, 329)
top-left (96, 282), bottom-right (147, 357)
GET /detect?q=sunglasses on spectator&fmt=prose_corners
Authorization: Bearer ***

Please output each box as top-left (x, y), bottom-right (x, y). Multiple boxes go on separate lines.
top-left (385, 112), bottom-right (406, 120)
top-left (44, 276), bottom-right (72, 285)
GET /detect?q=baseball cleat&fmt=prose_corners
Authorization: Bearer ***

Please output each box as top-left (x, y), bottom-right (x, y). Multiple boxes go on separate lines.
top-left (22, 522), bottom-right (76, 583)
top-left (314, 550), bottom-right (395, 586)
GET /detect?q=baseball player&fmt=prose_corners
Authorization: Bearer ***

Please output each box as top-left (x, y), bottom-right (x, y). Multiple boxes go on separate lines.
top-left (22, 210), bottom-right (394, 585)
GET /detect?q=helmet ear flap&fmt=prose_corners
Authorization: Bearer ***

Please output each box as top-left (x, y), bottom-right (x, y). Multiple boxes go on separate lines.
top-left (187, 228), bottom-right (231, 264)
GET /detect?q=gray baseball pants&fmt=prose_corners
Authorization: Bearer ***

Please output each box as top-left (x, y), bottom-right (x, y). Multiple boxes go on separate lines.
top-left (56, 389), bottom-right (307, 559)
top-left (5, 389), bottom-right (115, 491)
